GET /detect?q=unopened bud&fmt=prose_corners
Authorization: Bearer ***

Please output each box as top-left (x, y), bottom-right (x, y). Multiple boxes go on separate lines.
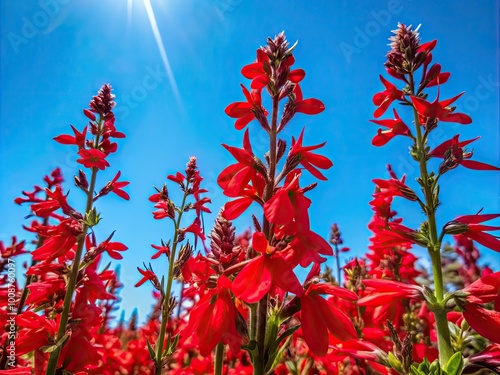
top-left (74, 170), bottom-right (89, 189)
top-left (442, 221), bottom-right (469, 235)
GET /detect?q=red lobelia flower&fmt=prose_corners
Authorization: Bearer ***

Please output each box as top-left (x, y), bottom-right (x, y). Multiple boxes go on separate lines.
top-left (291, 84), bottom-right (325, 115)
top-left (372, 76), bottom-right (404, 118)
top-left (225, 84), bottom-right (268, 130)
top-left (53, 125), bottom-right (88, 148)
top-left (77, 148), bottom-right (110, 170)
top-left (222, 173), bottom-right (265, 220)
top-left (264, 172), bottom-right (310, 230)
top-left (232, 232), bottom-right (302, 304)
top-left (410, 91), bottom-right (472, 124)
top-left (218, 129), bottom-right (264, 197)
top-left (446, 213), bottom-right (500, 251)
top-left (31, 219), bottom-right (81, 262)
top-left (357, 279), bottom-right (423, 306)
top-left (183, 275), bottom-right (242, 357)
top-left (299, 268), bottom-right (358, 356)
top-left (429, 134), bottom-right (500, 173)
top-left (370, 109), bottom-right (411, 146)
top-left (289, 128), bottom-right (333, 180)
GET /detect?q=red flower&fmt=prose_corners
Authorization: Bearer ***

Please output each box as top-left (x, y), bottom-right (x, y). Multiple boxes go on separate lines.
top-left (183, 275), bottom-right (242, 356)
top-left (429, 135), bottom-right (500, 171)
top-left (292, 84), bottom-right (325, 115)
top-left (135, 265), bottom-right (159, 287)
top-left (31, 220), bottom-right (80, 262)
top-left (410, 91), bottom-right (472, 124)
top-left (222, 173), bottom-right (265, 220)
top-left (264, 172), bottom-right (310, 230)
top-left (108, 171), bottom-right (130, 200)
top-left (53, 125), bottom-right (87, 148)
top-left (289, 128), bottom-right (333, 180)
top-left (372, 175), bottom-right (418, 201)
top-left (77, 148), bottom-right (110, 170)
top-left (372, 75), bottom-right (404, 118)
top-left (357, 279), bottom-right (423, 306)
top-left (299, 274), bottom-right (358, 356)
top-left (463, 304), bottom-right (500, 344)
top-left (463, 271), bottom-right (500, 304)
top-left (370, 109), bottom-right (411, 146)
top-left (225, 84), bottom-right (267, 130)
top-left (232, 232), bottom-right (303, 304)
top-left (451, 213), bottom-right (500, 251)
top-left (218, 129), bottom-right (263, 197)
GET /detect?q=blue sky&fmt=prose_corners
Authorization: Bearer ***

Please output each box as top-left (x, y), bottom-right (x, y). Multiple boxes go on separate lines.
top-left (1, 0), bottom-right (499, 321)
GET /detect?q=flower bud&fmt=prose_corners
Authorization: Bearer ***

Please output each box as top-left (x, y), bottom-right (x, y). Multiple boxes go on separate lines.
top-left (442, 220), bottom-right (469, 235)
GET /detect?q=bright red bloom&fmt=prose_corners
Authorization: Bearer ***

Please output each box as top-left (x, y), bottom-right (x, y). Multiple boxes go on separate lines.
top-left (410, 91), bottom-right (472, 124)
top-left (53, 125), bottom-right (87, 148)
top-left (357, 279), bottom-right (423, 306)
top-left (464, 271), bottom-right (500, 304)
top-left (31, 219), bottom-right (80, 262)
top-left (463, 304), bottom-right (500, 344)
top-left (292, 84), bottom-right (325, 115)
top-left (183, 275), bottom-right (242, 356)
top-left (135, 266), bottom-right (159, 287)
top-left (222, 174), bottom-right (265, 220)
top-left (370, 109), bottom-right (411, 146)
top-left (108, 171), bottom-right (130, 200)
top-left (264, 172), bottom-right (310, 230)
top-left (182, 217), bottom-right (207, 242)
top-left (372, 175), bottom-right (418, 201)
top-left (372, 75), bottom-right (404, 118)
top-left (452, 213), bottom-right (500, 251)
top-left (232, 232), bottom-right (303, 304)
top-left (218, 129), bottom-right (263, 197)
top-left (429, 135), bottom-right (500, 171)
top-left (225, 84), bottom-right (267, 130)
top-left (299, 269), bottom-right (358, 356)
top-left (289, 128), bottom-right (333, 180)
top-left (30, 186), bottom-right (69, 217)
top-left (77, 148), bottom-right (110, 170)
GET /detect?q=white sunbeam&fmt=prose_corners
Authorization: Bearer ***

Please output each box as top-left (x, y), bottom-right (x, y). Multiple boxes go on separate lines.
top-left (127, 0), bottom-right (133, 29)
top-left (142, 0), bottom-right (182, 106)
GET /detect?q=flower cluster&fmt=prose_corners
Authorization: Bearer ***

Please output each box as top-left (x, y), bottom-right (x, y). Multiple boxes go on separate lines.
top-left (1, 26), bottom-right (499, 375)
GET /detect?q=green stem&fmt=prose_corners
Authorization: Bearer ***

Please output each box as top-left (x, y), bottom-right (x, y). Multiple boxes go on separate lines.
top-left (214, 342), bottom-right (225, 375)
top-left (254, 94), bottom-right (280, 375)
top-left (409, 75), bottom-right (453, 365)
top-left (155, 187), bottom-right (189, 375)
top-left (45, 117), bottom-right (103, 375)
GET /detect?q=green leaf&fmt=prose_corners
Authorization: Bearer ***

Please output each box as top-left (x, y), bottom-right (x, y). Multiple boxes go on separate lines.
top-left (410, 364), bottom-right (426, 375)
top-left (388, 352), bottom-right (403, 374)
top-left (429, 359), bottom-right (441, 375)
top-left (146, 337), bottom-right (156, 360)
top-left (444, 352), bottom-right (464, 375)
top-left (266, 325), bottom-right (300, 372)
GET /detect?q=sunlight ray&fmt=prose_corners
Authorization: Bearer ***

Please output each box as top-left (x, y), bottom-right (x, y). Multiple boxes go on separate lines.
top-left (142, 0), bottom-right (182, 105)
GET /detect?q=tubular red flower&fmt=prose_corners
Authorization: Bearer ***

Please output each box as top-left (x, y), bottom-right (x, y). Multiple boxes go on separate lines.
top-left (452, 213), bottom-right (500, 251)
top-left (358, 279), bottom-right (423, 306)
top-left (370, 108), bottom-right (411, 146)
top-left (289, 128), bottom-right (333, 180)
top-left (225, 84), bottom-right (267, 130)
top-left (410, 91), bottom-right (472, 124)
top-left (232, 232), bottom-right (302, 303)
top-left (77, 148), bottom-right (110, 170)
top-left (372, 75), bottom-right (404, 118)
top-left (429, 135), bottom-right (500, 171)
